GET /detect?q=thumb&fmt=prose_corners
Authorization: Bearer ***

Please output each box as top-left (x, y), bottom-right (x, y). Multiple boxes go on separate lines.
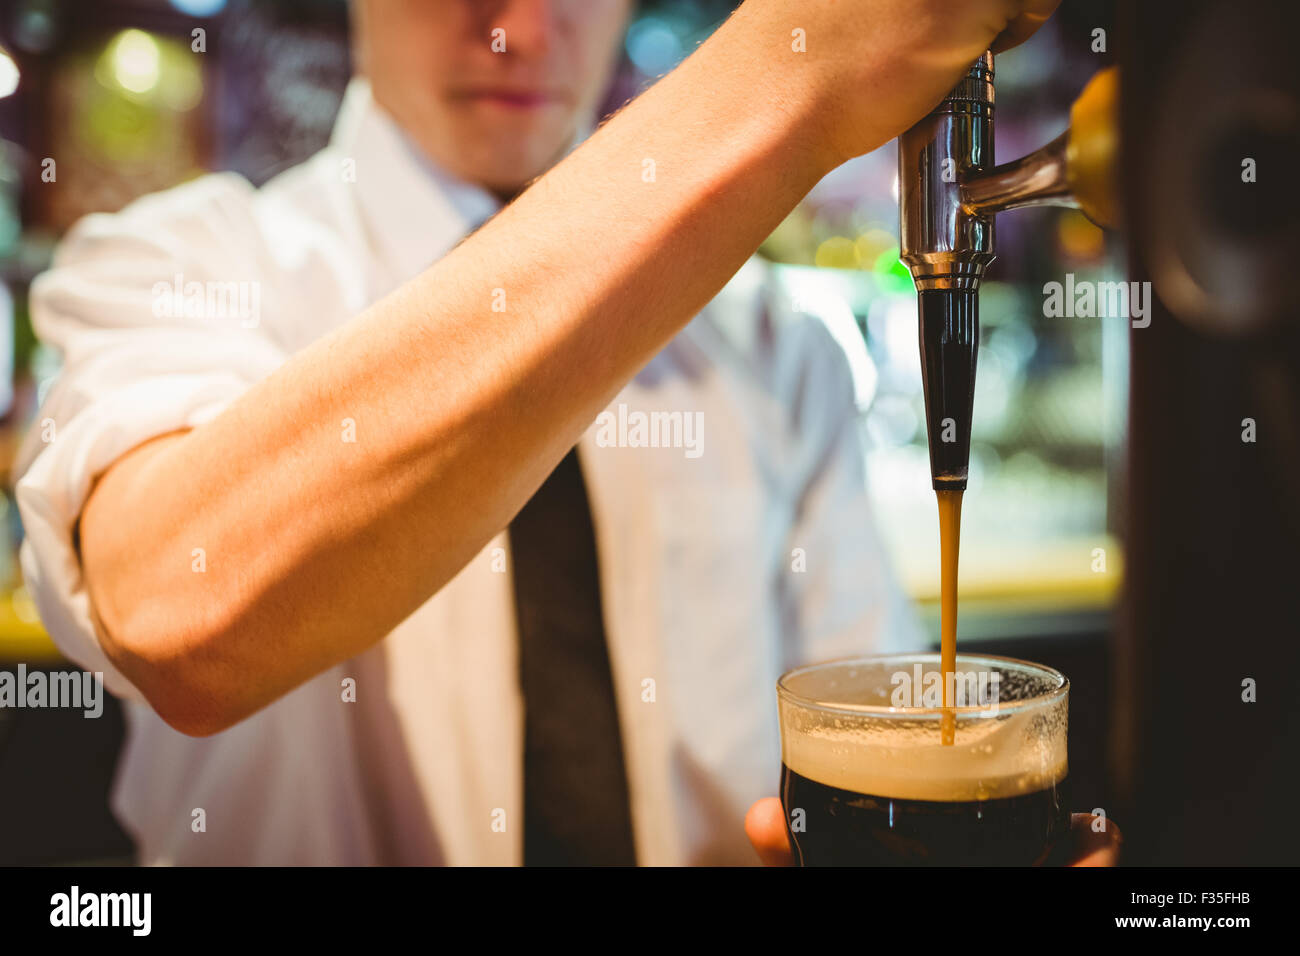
top-left (745, 797), bottom-right (795, 866)
top-left (1068, 813), bottom-right (1124, 867)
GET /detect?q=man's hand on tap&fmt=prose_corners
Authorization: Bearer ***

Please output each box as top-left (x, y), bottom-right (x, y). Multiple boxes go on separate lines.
top-left (731, 0), bottom-right (1059, 172)
top-left (988, 0), bottom-right (1061, 53)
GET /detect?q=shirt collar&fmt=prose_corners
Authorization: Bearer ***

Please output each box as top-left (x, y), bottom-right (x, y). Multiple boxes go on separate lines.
top-left (330, 77), bottom-right (591, 282)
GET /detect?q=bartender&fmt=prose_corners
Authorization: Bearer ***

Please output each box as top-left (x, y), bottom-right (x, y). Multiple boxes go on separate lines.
top-left (15, 0), bottom-right (1109, 865)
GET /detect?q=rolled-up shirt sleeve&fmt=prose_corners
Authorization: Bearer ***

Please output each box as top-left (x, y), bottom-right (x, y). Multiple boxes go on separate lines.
top-left (13, 177), bottom-right (289, 698)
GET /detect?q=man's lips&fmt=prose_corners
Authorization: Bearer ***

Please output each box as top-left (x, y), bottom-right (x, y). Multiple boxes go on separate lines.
top-left (456, 89), bottom-right (560, 110)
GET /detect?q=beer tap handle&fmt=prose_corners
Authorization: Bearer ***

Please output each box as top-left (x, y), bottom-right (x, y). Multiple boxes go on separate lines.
top-left (961, 67), bottom-right (1120, 227)
top-left (1065, 67), bottom-right (1121, 228)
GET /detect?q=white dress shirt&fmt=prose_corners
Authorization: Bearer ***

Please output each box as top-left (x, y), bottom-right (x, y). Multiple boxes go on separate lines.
top-left (13, 78), bottom-right (923, 865)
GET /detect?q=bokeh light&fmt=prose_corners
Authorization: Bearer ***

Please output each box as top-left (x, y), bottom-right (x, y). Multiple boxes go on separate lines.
top-left (103, 29), bottom-right (161, 95)
top-left (625, 17), bottom-right (685, 76)
top-left (170, 0), bottom-right (227, 15)
top-left (0, 48), bottom-right (19, 98)
top-left (93, 30), bottom-right (204, 112)
top-left (1057, 208), bottom-right (1107, 260)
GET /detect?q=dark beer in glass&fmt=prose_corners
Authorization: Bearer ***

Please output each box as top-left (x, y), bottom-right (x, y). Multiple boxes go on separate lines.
top-left (778, 653), bottom-right (1070, 866)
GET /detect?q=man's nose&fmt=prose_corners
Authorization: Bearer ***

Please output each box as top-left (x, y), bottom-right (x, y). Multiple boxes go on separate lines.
top-left (489, 0), bottom-right (560, 60)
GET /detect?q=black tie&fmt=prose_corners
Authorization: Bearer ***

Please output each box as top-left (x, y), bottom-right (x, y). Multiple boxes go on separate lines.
top-left (509, 447), bottom-right (637, 866)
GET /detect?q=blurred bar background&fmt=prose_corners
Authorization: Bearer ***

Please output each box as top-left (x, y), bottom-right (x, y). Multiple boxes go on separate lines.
top-left (0, 0), bottom-right (1122, 863)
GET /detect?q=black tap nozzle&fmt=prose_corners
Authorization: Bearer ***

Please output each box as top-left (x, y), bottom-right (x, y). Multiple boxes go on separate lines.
top-left (918, 289), bottom-right (979, 491)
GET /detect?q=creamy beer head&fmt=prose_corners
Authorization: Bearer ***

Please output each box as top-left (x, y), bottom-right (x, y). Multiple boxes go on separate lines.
top-left (777, 654), bottom-right (1071, 865)
top-left (782, 702), bottom-right (1067, 802)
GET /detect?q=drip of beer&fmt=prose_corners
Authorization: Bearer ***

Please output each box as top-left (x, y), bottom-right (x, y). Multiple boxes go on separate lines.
top-left (936, 489), bottom-right (963, 745)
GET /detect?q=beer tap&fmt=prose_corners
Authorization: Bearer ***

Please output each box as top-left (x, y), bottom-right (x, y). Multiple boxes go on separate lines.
top-left (898, 53), bottom-right (1119, 491)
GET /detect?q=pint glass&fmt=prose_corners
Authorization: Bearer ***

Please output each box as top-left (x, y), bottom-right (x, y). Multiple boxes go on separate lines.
top-left (777, 653), bottom-right (1070, 866)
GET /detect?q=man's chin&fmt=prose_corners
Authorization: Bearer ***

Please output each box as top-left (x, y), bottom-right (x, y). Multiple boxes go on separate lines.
top-left (409, 122), bottom-right (574, 199)
top-left (457, 148), bottom-right (567, 198)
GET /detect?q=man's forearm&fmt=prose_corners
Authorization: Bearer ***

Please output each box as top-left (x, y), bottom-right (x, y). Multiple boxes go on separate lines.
top-left (83, 4), bottom-right (838, 734)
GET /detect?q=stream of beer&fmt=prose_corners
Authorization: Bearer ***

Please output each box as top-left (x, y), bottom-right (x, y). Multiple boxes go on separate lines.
top-left (936, 490), bottom-right (963, 746)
